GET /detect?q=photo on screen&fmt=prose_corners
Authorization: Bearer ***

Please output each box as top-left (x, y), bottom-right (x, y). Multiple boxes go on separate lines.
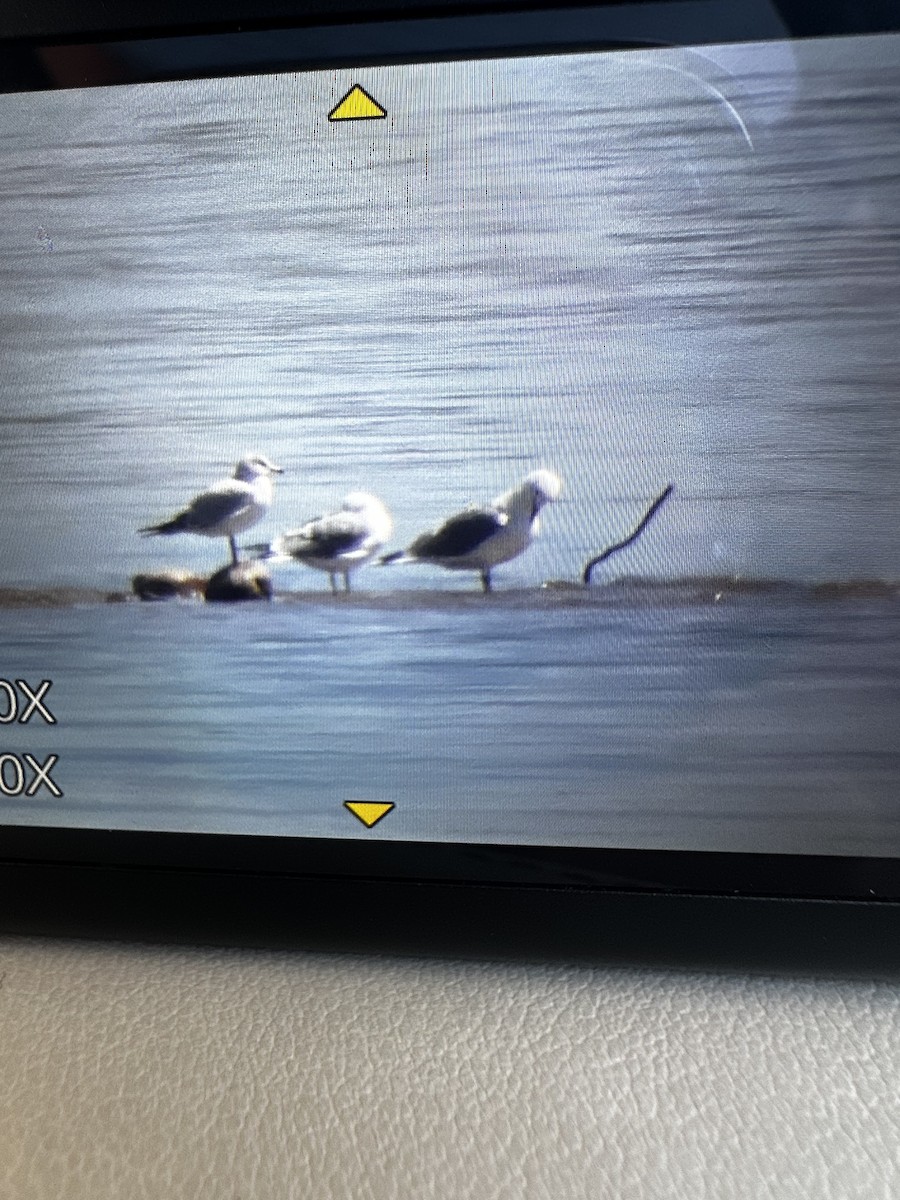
top-left (0, 35), bottom-right (898, 854)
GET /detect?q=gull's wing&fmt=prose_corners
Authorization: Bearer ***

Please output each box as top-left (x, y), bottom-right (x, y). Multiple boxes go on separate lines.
top-left (182, 480), bottom-right (255, 530)
top-left (410, 507), bottom-right (507, 560)
top-left (277, 511), bottom-right (371, 560)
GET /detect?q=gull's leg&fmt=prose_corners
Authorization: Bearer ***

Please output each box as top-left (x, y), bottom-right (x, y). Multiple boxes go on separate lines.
top-left (229, 535), bottom-right (240, 566)
top-left (330, 573), bottom-right (338, 595)
top-left (480, 569), bottom-right (492, 594)
top-left (343, 573), bottom-right (352, 594)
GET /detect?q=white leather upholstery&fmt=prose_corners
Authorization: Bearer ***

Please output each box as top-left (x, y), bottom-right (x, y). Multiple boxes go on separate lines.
top-left (1, 937), bottom-right (898, 1199)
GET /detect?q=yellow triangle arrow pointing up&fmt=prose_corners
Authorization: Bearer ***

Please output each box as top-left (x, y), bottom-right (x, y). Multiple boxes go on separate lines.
top-left (329, 85), bottom-right (387, 122)
top-left (344, 801), bottom-right (395, 828)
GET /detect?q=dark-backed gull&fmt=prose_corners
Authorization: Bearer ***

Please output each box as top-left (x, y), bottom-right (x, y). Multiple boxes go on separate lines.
top-left (382, 469), bottom-right (561, 592)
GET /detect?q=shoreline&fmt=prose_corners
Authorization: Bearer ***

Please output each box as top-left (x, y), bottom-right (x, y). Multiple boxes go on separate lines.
top-left (1, 576), bottom-right (898, 611)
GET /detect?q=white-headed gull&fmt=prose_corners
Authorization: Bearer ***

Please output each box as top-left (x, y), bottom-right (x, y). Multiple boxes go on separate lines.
top-left (382, 469), bottom-right (561, 592)
top-left (257, 492), bottom-right (393, 594)
top-left (140, 454), bottom-right (283, 566)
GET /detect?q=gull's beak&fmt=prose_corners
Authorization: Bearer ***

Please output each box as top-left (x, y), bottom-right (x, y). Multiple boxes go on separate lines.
top-left (271, 464), bottom-right (284, 474)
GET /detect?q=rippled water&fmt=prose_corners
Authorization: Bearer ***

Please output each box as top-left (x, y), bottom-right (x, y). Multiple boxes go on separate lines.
top-left (2, 589), bottom-right (898, 855)
top-left (0, 37), bottom-right (898, 852)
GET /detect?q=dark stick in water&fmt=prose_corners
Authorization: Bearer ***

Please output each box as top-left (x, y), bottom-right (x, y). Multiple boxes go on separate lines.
top-left (582, 484), bottom-right (674, 587)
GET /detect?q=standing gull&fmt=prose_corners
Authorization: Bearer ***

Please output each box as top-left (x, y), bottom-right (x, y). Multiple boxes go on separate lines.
top-left (256, 492), bottom-right (393, 594)
top-left (140, 454), bottom-right (283, 566)
top-left (382, 469), bottom-right (562, 592)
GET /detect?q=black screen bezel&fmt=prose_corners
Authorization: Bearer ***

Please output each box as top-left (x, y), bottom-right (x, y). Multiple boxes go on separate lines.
top-left (1, 0), bottom-right (899, 968)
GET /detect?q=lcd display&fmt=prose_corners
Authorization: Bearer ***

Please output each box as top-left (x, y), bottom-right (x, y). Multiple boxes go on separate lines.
top-left (1, 35), bottom-right (897, 856)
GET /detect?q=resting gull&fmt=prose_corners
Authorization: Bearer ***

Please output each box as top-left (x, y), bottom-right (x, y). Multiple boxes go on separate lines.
top-left (255, 492), bottom-right (393, 594)
top-left (140, 454), bottom-right (283, 566)
top-left (382, 469), bottom-right (561, 592)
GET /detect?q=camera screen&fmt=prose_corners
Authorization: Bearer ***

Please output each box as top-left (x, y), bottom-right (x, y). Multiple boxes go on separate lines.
top-left (1, 34), bottom-right (897, 855)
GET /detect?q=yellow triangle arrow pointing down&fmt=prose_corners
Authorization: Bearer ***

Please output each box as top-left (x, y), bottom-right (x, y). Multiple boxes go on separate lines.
top-left (344, 801), bottom-right (395, 828)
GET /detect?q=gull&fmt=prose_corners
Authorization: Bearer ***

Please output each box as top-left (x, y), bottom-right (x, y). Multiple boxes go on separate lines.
top-left (382, 469), bottom-right (561, 592)
top-left (140, 454), bottom-right (283, 566)
top-left (256, 492), bottom-right (393, 594)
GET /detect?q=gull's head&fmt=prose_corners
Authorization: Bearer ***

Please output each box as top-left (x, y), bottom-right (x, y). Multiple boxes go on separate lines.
top-left (524, 469), bottom-right (562, 516)
top-left (341, 491), bottom-right (393, 538)
top-left (234, 454), bottom-right (284, 482)
top-left (341, 491), bottom-right (385, 514)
